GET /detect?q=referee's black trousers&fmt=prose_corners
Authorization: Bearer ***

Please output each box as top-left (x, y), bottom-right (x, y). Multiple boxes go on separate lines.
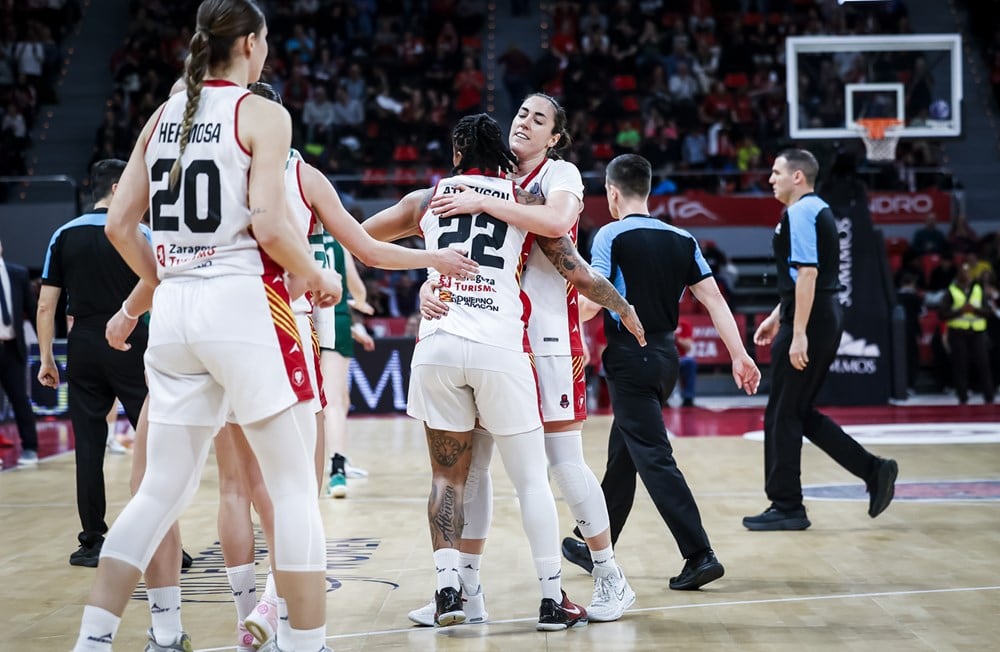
top-left (599, 333), bottom-right (711, 560)
top-left (764, 296), bottom-right (876, 511)
top-left (67, 321), bottom-right (147, 548)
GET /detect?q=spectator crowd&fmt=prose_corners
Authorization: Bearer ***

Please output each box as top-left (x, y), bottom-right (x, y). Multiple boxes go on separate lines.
top-left (0, 0), bottom-right (81, 176)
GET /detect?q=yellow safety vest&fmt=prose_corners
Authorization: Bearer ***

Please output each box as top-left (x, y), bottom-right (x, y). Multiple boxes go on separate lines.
top-left (947, 283), bottom-right (987, 332)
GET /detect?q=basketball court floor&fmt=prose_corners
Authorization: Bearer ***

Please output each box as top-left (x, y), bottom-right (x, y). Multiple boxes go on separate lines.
top-left (2, 395), bottom-right (998, 651)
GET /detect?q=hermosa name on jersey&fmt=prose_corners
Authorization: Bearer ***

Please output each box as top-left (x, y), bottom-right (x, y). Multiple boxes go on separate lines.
top-left (157, 121), bottom-right (222, 144)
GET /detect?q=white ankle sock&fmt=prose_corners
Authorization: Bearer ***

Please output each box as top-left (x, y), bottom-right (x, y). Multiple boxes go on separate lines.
top-left (147, 586), bottom-right (182, 644)
top-left (73, 605), bottom-right (120, 651)
top-left (276, 597), bottom-right (292, 645)
top-left (289, 625), bottom-right (326, 652)
top-left (458, 552), bottom-right (481, 593)
top-left (226, 563), bottom-right (258, 620)
top-left (534, 555), bottom-right (563, 601)
top-left (433, 548), bottom-right (461, 592)
top-left (590, 544), bottom-right (619, 578)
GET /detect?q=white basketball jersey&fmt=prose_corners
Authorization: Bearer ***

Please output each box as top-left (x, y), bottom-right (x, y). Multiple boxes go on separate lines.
top-left (284, 151), bottom-right (323, 314)
top-left (517, 158), bottom-right (586, 356)
top-left (418, 173), bottom-right (533, 352)
top-left (144, 81), bottom-right (267, 281)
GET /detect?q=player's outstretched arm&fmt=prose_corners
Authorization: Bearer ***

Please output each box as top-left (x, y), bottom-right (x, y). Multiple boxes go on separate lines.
top-left (536, 234), bottom-right (646, 347)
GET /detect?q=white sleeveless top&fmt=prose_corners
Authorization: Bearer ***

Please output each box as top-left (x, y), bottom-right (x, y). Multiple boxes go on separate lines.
top-left (417, 173), bottom-right (533, 352)
top-left (144, 80), bottom-right (268, 281)
top-left (517, 158), bottom-right (586, 356)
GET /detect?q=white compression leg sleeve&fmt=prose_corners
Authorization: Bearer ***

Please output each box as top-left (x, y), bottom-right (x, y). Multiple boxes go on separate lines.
top-left (493, 428), bottom-right (559, 560)
top-left (546, 430), bottom-right (610, 539)
top-left (241, 402), bottom-right (325, 572)
top-left (461, 427), bottom-right (494, 540)
top-left (100, 423), bottom-right (216, 570)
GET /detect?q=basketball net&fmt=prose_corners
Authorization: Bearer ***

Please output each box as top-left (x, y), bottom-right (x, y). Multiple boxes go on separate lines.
top-left (854, 118), bottom-right (903, 162)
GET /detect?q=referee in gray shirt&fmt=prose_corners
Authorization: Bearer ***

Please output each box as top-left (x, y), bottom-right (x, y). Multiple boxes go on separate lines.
top-left (578, 154), bottom-right (760, 590)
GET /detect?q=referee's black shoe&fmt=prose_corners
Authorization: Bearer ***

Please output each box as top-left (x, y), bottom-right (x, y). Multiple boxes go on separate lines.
top-left (867, 457), bottom-right (898, 518)
top-left (561, 537), bottom-right (594, 574)
top-left (669, 549), bottom-right (724, 590)
top-left (742, 505), bottom-right (811, 531)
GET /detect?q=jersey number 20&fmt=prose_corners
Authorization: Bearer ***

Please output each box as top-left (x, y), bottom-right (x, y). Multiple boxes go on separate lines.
top-left (150, 158), bottom-right (222, 233)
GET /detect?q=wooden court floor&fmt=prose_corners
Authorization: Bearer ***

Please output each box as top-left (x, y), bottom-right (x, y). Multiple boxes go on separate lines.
top-left (2, 409), bottom-right (999, 651)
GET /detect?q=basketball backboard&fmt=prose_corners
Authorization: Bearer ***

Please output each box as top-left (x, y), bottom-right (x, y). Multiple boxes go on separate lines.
top-left (786, 34), bottom-right (962, 140)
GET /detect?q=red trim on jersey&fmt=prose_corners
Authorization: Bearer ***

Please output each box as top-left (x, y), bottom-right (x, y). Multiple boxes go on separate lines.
top-left (263, 275), bottom-right (315, 404)
top-left (462, 168), bottom-right (500, 177)
top-left (203, 79), bottom-right (240, 88)
top-left (517, 232), bottom-right (536, 353)
top-left (234, 92), bottom-right (252, 156)
top-left (294, 158), bottom-right (311, 211)
top-left (517, 158), bottom-right (547, 189)
top-left (564, 219), bottom-right (585, 356)
top-left (143, 105), bottom-right (167, 155)
top-left (571, 354), bottom-right (587, 420)
top-left (309, 314), bottom-right (327, 409)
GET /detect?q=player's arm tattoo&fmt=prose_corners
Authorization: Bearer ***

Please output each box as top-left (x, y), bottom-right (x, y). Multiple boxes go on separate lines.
top-left (536, 234), bottom-right (632, 315)
top-left (418, 189), bottom-right (434, 213)
top-left (514, 187), bottom-right (543, 206)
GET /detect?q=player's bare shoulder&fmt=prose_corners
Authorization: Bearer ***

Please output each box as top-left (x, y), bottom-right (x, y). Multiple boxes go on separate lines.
top-left (238, 94), bottom-right (291, 141)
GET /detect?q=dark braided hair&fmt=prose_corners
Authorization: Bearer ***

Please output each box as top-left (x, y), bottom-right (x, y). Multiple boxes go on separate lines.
top-left (248, 81), bottom-right (281, 104)
top-left (451, 113), bottom-right (518, 176)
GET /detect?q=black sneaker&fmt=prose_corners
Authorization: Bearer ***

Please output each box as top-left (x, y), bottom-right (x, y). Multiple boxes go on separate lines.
top-left (867, 457), bottom-right (898, 518)
top-left (181, 549), bottom-right (194, 569)
top-left (742, 506), bottom-right (811, 531)
top-left (537, 590), bottom-right (588, 631)
top-left (669, 549), bottom-right (724, 590)
top-left (69, 541), bottom-right (102, 567)
top-left (434, 587), bottom-right (465, 627)
top-left (561, 537), bottom-right (594, 574)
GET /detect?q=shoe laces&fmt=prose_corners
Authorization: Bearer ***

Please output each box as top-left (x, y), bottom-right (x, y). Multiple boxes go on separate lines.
top-left (591, 573), bottom-right (615, 606)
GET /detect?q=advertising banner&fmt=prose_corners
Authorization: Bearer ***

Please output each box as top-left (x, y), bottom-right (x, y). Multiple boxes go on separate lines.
top-left (582, 190), bottom-right (951, 228)
top-left (347, 337), bottom-right (415, 414)
top-left (815, 180), bottom-right (894, 406)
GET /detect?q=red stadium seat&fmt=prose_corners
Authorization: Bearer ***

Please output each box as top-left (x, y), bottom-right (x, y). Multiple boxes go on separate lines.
top-left (621, 95), bottom-right (640, 113)
top-left (612, 74), bottom-right (637, 92)
top-left (591, 142), bottom-right (615, 161)
top-left (724, 73), bottom-right (749, 89)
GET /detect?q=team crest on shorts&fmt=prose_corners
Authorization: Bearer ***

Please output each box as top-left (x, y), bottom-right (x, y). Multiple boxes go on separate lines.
top-left (560, 394), bottom-right (570, 409)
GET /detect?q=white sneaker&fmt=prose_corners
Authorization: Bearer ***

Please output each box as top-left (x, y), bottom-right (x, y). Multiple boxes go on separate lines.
top-left (107, 433), bottom-right (128, 454)
top-left (587, 566), bottom-right (636, 622)
top-left (407, 600), bottom-right (436, 627)
top-left (244, 598), bottom-right (279, 646)
top-left (407, 589), bottom-right (488, 626)
top-left (462, 586), bottom-right (488, 623)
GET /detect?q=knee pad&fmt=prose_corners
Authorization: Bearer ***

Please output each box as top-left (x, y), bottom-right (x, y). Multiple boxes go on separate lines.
top-left (550, 461), bottom-right (591, 506)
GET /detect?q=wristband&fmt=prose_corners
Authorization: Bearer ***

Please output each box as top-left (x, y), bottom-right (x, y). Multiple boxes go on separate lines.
top-left (121, 301), bottom-right (140, 321)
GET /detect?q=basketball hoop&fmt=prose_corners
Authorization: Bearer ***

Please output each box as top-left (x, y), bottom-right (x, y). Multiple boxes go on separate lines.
top-left (854, 118), bottom-right (903, 162)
